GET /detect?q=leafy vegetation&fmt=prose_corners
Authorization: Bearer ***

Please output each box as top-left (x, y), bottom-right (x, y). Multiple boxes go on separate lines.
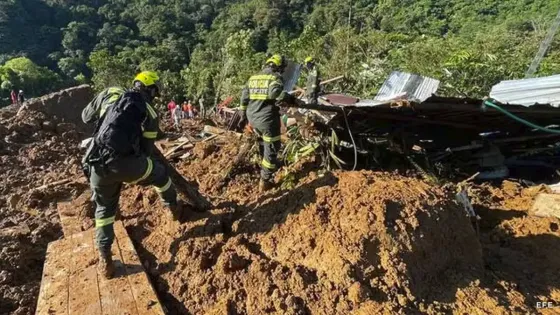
top-left (1, 0), bottom-right (560, 107)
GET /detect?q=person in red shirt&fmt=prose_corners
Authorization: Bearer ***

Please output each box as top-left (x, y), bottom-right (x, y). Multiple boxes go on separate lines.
top-left (167, 99), bottom-right (177, 123)
top-left (10, 90), bottom-right (17, 105)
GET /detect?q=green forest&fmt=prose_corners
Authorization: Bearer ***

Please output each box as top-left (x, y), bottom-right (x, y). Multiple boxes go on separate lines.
top-left (1, 0), bottom-right (560, 107)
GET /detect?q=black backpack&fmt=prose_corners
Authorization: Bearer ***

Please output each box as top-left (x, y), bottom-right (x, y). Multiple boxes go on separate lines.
top-left (94, 91), bottom-right (147, 161)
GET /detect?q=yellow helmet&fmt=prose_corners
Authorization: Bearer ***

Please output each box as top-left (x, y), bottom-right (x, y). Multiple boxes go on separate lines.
top-left (266, 54), bottom-right (284, 67)
top-left (304, 56), bottom-right (314, 63)
top-left (133, 71), bottom-right (160, 87)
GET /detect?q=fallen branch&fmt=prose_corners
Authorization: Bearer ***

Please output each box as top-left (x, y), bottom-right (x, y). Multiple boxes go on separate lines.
top-left (33, 178), bottom-right (74, 191)
top-left (215, 139), bottom-right (255, 190)
top-left (202, 134), bottom-right (219, 142)
top-left (290, 75), bottom-right (345, 93)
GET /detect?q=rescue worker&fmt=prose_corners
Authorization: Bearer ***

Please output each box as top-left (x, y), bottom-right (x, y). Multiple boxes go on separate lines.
top-left (239, 54), bottom-right (293, 192)
top-left (82, 87), bottom-right (126, 125)
top-left (82, 71), bottom-right (183, 279)
top-left (304, 57), bottom-right (320, 105)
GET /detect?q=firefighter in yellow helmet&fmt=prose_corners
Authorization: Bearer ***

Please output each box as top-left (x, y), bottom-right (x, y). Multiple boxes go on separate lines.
top-left (239, 54), bottom-right (293, 192)
top-left (82, 71), bottom-right (183, 279)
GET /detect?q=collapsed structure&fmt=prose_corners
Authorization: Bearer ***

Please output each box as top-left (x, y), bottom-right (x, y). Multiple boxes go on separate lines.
top-left (248, 72), bottom-right (560, 184)
top-left (0, 83), bottom-right (559, 315)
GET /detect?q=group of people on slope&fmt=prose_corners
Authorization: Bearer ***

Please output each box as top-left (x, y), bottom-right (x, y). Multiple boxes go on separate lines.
top-left (167, 99), bottom-right (198, 128)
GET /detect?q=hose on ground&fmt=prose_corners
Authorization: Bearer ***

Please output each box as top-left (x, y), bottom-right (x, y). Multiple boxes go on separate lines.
top-left (483, 100), bottom-right (560, 134)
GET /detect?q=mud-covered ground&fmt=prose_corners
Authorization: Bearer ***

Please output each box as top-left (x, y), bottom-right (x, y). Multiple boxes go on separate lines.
top-left (1, 104), bottom-right (559, 315)
top-left (0, 105), bottom-right (88, 315)
top-left (117, 135), bottom-right (560, 315)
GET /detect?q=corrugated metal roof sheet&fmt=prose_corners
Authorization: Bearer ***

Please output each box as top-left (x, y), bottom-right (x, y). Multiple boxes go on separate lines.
top-left (490, 74), bottom-right (560, 107)
top-left (374, 71), bottom-right (440, 102)
top-left (282, 61), bottom-right (302, 92)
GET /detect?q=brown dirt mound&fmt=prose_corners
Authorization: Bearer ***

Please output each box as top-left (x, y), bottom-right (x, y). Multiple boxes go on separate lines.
top-left (119, 163), bottom-right (497, 314)
top-left (0, 98), bottom-right (88, 314)
top-left (114, 139), bottom-right (560, 314)
top-left (469, 181), bottom-right (560, 312)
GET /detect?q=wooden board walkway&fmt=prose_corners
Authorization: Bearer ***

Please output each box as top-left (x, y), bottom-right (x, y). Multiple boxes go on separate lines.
top-left (36, 221), bottom-right (165, 315)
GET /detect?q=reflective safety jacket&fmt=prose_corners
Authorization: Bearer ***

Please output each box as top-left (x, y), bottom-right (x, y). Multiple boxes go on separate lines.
top-left (306, 66), bottom-right (320, 103)
top-left (93, 90), bottom-right (159, 161)
top-left (82, 87), bottom-right (126, 125)
top-left (240, 67), bottom-right (289, 126)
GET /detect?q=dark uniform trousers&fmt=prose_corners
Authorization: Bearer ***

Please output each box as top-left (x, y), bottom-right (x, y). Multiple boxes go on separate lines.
top-left (90, 155), bottom-right (176, 253)
top-left (251, 118), bottom-right (281, 182)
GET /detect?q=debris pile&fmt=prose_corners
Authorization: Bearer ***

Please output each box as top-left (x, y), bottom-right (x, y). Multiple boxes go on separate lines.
top-left (113, 138), bottom-right (559, 314)
top-left (2, 85), bottom-right (560, 315)
top-left (0, 88), bottom-right (90, 315)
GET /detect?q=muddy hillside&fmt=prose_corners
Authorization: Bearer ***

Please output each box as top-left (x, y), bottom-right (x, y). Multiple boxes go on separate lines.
top-left (0, 86), bottom-right (92, 315)
top-left (1, 88), bottom-right (560, 314)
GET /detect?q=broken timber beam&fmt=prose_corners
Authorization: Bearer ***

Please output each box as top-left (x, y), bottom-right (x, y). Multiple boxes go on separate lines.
top-left (153, 148), bottom-right (211, 210)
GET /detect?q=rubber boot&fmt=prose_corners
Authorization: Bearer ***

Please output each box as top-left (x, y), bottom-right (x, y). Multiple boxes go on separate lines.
top-left (98, 249), bottom-right (115, 279)
top-left (259, 179), bottom-right (273, 193)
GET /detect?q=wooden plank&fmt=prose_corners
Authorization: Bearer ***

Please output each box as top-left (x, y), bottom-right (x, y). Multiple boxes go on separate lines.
top-left (36, 239), bottom-right (71, 315)
top-left (57, 201), bottom-right (83, 237)
top-left (37, 224), bottom-right (163, 315)
top-left (531, 193), bottom-right (560, 219)
top-left (163, 140), bottom-right (191, 158)
top-left (114, 222), bottom-right (165, 314)
top-left (97, 225), bottom-right (139, 315)
top-left (68, 229), bottom-right (102, 314)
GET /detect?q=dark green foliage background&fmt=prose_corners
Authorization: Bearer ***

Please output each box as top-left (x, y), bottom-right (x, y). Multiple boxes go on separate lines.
top-left (1, 0), bottom-right (560, 106)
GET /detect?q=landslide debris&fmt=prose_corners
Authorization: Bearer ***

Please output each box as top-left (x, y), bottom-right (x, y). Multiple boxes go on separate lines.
top-left (0, 87), bottom-right (91, 315)
top-left (114, 137), bottom-right (559, 314)
top-left (2, 95), bottom-right (560, 315)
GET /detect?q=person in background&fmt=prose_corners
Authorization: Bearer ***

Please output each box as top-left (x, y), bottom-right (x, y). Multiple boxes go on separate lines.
top-left (17, 90), bottom-right (25, 104)
top-left (304, 57), bottom-right (320, 105)
top-left (10, 90), bottom-right (17, 105)
top-left (172, 102), bottom-right (182, 129)
top-left (167, 99), bottom-right (177, 124)
top-left (181, 100), bottom-right (189, 119)
top-left (187, 99), bottom-right (195, 119)
top-left (198, 96), bottom-right (205, 118)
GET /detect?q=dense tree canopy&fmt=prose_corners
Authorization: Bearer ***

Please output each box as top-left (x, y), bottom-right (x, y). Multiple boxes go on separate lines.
top-left (1, 0), bottom-right (560, 107)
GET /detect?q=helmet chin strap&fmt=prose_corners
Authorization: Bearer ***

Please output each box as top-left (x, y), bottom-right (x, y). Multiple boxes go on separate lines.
top-left (133, 81), bottom-right (159, 103)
